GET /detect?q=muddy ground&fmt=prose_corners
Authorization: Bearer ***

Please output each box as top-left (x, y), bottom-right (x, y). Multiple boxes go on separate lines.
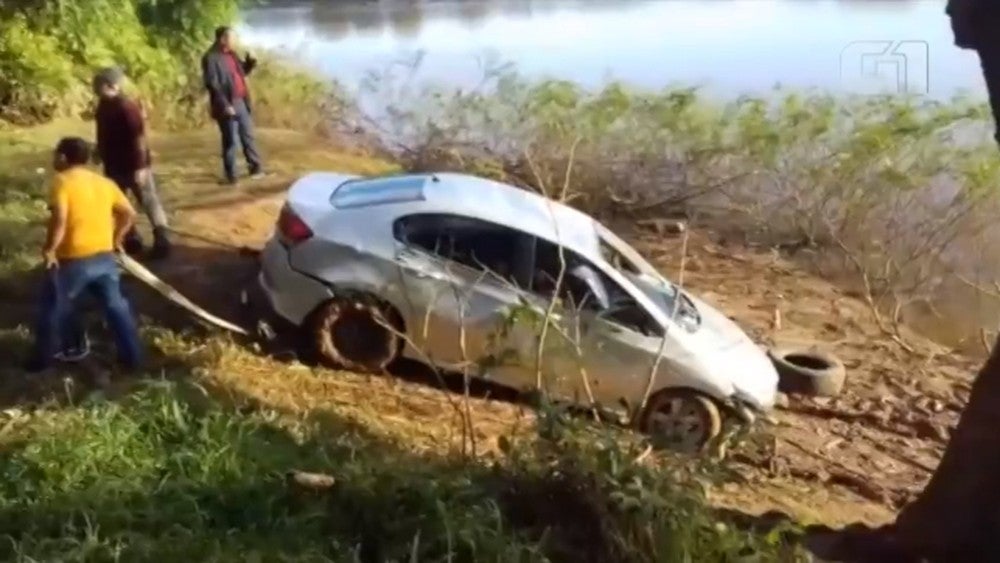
top-left (132, 128), bottom-right (979, 529)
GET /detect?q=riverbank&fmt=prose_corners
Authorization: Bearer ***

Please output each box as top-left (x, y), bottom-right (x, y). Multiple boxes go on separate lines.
top-left (0, 120), bottom-right (984, 559)
top-left (0, 122), bottom-right (812, 561)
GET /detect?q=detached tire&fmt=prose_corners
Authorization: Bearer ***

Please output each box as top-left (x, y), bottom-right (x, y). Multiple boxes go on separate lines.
top-left (310, 294), bottom-right (401, 373)
top-left (768, 347), bottom-right (846, 397)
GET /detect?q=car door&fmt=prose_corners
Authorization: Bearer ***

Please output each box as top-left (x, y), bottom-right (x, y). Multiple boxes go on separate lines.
top-left (569, 298), bottom-right (668, 411)
top-left (529, 239), bottom-right (666, 408)
top-left (392, 214), bottom-right (538, 379)
top-left (524, 238), bottom-right (604, 399)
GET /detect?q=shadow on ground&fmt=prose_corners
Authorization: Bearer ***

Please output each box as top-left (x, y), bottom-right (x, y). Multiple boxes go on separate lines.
top-left (0, 241), bottom-right (524, 411)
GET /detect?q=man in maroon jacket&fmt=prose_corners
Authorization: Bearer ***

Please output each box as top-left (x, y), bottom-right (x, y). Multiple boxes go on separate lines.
top-left (92, 67), bottom-right (171, 260)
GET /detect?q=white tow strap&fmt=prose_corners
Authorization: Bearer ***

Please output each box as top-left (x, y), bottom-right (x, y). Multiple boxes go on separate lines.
top-left (116, 252), bottom-right (250, 336)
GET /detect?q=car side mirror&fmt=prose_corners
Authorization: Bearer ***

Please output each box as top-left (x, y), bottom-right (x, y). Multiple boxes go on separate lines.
top-left (567, 264), bottom-right (611, 311)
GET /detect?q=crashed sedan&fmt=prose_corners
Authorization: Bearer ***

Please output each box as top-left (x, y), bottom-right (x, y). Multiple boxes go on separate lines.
top-left (258, 172), bottom-right (779, 450)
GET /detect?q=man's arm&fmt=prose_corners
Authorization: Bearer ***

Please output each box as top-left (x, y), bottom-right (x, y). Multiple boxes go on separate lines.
top-left (111, 189), bottom-right (137, 250)
top-left (94, 106), bottom-right (107, 165)
top-left (42, 180), bottom-right (69, 265)
top-left (123, 99), bottom-right (149, 173)
top-left (241, 51), bottom-right (258, 76)
top-left (202, 52), bottom-right (229, 110)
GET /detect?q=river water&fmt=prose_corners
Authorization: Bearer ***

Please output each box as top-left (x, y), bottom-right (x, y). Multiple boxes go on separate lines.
top-left (241, 0), bottom-right (985, 100)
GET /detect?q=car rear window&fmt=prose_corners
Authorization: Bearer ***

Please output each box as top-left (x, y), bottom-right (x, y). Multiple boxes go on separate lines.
top-left (330, 175), bottom-right (428, 209)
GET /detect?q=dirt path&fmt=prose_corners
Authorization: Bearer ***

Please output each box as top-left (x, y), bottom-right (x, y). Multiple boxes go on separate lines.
top-left (138, 128), bottom-right (977, 529)
top-left (628, 227), bottom-right (978, 526)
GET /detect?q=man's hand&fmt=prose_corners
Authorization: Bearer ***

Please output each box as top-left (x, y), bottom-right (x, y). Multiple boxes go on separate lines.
top-left (224, 105), bottom-right (236, 117)
top-left (244, 52), bottom-right (258, 74)
top-left (42, 249), bottom-right (58, 270)
top-left (134, 167), bottom-right (150, 187)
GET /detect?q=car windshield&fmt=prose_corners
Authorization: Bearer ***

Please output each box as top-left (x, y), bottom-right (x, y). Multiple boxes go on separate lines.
top-left (596, 224), bottom-right (664, 279)
top-left (596, 224), bottom-right (683, 313)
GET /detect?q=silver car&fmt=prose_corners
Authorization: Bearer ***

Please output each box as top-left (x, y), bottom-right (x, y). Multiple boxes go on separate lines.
top-left (258, 172), bottom-right (778, 450)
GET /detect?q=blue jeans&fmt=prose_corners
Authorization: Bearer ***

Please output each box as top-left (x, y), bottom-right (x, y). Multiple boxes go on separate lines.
top-left (30, 252), bottom-right (142, 369)
top-left (216, 98), bottom-right (262, 181)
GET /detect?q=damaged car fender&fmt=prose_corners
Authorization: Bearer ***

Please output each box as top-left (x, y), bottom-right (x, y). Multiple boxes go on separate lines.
top-left (649, 352), bottom-right (738, 406)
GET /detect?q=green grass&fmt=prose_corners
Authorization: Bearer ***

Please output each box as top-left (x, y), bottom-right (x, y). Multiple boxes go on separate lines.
top-left (0, 381), bottom-right (528, 561)
top-left (0, 380), bottom-right (801, 562)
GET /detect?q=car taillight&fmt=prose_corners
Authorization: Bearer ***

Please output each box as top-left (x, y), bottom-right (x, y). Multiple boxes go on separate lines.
top-left (277, 205), bottom-right (313, 245)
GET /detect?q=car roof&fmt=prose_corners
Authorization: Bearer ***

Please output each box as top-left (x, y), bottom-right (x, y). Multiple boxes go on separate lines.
top-left (333, 172), bottom-right (603, 259)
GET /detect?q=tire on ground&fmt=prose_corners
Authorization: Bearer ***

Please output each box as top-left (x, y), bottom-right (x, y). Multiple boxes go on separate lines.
top-left (309, 293), bottom-right (402, 373)
top-left (639, 389), bottom-right (722, 453)
top-left (767, 347), bottom-right (846, 397)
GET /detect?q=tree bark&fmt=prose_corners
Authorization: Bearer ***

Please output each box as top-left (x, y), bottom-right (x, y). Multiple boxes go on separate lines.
top-left (893, 334), bottom-right (1000, 560)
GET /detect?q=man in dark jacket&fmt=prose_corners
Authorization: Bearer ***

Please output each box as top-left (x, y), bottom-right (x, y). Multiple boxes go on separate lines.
top-left (948, 0), bottom-right (1000, 147)
top-left (93, 67), bottom-right (172, 260)
top-left (201, 26), bottom-right (265, 185)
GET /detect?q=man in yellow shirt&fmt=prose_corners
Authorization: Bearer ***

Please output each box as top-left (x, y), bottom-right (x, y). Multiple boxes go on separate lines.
top-left (25, 137), bottom-right (143, 373)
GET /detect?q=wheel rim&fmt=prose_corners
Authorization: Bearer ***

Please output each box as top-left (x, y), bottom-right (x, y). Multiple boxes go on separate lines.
top-left (648, 397), bottom-right (710, 452)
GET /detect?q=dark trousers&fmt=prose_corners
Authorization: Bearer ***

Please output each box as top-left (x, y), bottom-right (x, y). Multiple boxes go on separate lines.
top-left (30, 253), bottom-right (142, 369)
top-left (979, 42), bottom-right (1000, 147)
top-left (216, 97), bottom-right (262, 181)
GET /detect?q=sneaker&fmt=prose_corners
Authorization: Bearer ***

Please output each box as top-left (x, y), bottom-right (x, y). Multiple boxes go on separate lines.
top-left (249, 169), bottom-right (267, 181)
top-left (55, 334), bottom-right (91, 363)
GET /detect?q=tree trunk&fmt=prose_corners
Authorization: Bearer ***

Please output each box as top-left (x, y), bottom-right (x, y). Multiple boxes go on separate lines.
top-left (893, 334), bottom-right (1000, 560)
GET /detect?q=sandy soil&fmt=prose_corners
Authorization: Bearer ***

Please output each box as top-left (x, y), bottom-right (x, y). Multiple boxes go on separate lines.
top-left (138, 128), bottom-right (980, 530)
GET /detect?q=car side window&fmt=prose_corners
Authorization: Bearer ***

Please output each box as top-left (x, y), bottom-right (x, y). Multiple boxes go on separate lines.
top-left (531, 239), bottom-right (602, 311)
top-left (394, 214), bottom-right (527, 286)
top-left (532, 238), bottom-right (661, 336)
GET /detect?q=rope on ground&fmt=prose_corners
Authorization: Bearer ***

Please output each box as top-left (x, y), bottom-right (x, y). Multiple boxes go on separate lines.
top-left (117, 252), bottom-right (250, 336)
top-left (164, 227), bottom-right (261, 257)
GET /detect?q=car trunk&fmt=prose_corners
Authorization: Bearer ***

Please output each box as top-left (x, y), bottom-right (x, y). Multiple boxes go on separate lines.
top-left (285, 172), bottom-right (360, 226)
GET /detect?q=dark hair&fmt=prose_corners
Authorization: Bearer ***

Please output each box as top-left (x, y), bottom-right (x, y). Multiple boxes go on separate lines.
top-left (55, 137), bottom-right (91, 166)
top-left (215, 26), bottom-right (231, 42)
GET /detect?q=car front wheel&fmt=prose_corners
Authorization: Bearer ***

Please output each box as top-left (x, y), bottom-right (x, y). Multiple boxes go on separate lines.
top-left (639, 390), bottom-right (722, 453)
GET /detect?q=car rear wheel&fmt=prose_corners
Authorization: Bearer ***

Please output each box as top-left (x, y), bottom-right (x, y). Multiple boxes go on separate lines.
top-left (309, 294), bottom-right (402, 373)
top-left (640, 390), bottom-right (722, 453)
